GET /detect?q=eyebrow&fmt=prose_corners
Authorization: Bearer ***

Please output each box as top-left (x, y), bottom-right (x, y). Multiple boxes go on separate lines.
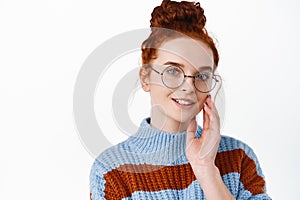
top-left (163, 61), bottom-right (213, 71)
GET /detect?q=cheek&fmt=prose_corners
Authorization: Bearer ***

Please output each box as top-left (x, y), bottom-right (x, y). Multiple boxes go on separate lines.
top-left (150, 86), bottom-right (171, 104)
top-left (149, 73), bottom-right (162, 85)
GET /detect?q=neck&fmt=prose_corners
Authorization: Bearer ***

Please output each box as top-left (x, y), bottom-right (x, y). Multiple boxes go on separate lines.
top-left (150, 109), bottom-right (191, 133)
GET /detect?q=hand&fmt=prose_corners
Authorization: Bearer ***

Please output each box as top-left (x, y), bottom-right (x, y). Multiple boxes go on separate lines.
top-left (186, 96), bottom-right (235, 199)
top-left (186, 95), bottom-right (221, 169)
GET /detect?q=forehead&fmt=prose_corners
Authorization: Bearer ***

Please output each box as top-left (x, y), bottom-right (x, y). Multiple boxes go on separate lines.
top-left (154, 37), bottom-right (214, 70)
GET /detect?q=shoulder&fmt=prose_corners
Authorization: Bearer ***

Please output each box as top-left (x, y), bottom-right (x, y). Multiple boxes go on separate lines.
top-left (219, 135), bottom-right (258, 159)
top-left (218, 135), bottom-right (270, 197)
top-left (90, 137), bottom-right (137, 174)
top-left (218, 134), bottom-right (265, 178)
top-left (89, 138), bottom-right (134, 199)
top-left (219, 134), bottom-right (250, 149)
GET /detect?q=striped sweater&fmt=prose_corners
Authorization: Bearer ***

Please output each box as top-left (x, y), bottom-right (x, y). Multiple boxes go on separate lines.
top-left (90, 117), bottom-right (271, 199)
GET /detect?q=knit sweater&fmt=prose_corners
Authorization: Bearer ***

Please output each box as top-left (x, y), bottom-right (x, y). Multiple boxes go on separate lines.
top-left (90, 117), bottom-right (271, 200)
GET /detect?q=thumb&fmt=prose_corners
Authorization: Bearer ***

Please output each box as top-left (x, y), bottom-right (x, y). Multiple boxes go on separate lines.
top-left (186, 118), bottom-right (197, 143)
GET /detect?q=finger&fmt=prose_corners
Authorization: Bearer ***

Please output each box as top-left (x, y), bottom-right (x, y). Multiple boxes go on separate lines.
top-left (186, 118), bottom-right (197, 143)
top-left (205, 96), bottom-right (220, 122)
top-left (206, 96), bottom-right (218, 116)
top-left (203, 103), bottom-right (213, 121)
top-left (199, 133), bottom-right (220, 159)
top-left (205, 95), bottom-right (212, 106)
top-left (200, 107), bottom-right (221, 159)
top-left (203, 103), bottom-right (210, 130)
top-left (204, 100), bottom-right (220, 133)
top-left (205, 95), bottom-right (215, 110)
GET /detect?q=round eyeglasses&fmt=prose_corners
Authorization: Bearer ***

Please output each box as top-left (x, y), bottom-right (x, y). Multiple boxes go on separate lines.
top-left (149, 64), bottom-right (220, 93)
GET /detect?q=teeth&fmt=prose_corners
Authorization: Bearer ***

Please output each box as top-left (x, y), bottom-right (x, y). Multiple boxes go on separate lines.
top-left (175, 99), bottom-right (193, 105)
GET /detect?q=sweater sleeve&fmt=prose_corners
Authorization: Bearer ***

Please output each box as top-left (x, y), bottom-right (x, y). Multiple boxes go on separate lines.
top-left (89, 158), bottom-right (110, 200)
top-left (236, 143), bottom-right (271, 200)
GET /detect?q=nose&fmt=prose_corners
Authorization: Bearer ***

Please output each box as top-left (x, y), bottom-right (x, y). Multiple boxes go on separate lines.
top-left (180, 75), bottom-right (196, 92)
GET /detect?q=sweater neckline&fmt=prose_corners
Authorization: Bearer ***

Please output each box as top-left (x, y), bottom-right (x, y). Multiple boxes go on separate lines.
top-left (124, 117), bottom-right (202, 165)
top-left (137, 117), bottom-right (202, 136)
top-left (136, 117), bottom-right (190, 137)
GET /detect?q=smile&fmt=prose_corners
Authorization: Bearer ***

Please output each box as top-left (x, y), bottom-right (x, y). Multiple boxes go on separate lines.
top-left (172, 98), bottom-right (196, 108)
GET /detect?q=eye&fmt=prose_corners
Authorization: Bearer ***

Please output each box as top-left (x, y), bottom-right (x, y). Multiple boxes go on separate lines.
top-left (166, 66), bottom-right (180, 75)
top-left (197, 73), bottom-right (210, 81)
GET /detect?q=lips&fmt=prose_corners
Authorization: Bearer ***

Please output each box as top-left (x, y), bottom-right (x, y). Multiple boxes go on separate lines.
top-left (171, 98), bottom-right (196, 106)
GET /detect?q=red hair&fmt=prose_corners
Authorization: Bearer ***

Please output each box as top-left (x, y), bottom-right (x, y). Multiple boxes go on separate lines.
top-left (141, 0), bottom-right (219, 69)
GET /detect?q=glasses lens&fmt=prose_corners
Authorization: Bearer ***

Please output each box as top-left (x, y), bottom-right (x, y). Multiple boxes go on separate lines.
top-left (162, 66), bottom-right (184, 88)
top-left (195, 71), bottom-right (216, 93)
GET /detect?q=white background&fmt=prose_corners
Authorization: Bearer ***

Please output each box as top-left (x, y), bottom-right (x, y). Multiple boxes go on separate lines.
top-left (1, 0), bottom-right (299, 199)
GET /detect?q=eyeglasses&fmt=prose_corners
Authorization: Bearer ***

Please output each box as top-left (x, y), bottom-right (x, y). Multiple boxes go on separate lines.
top-left (149, 64), bottom-right (220, 93)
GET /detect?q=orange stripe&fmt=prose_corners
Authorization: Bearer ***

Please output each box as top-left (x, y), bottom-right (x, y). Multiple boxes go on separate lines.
top-left (100, 149), bottom-right (265, 199)
top-left (239, 153), bottom-right (266, 194)
top-left (103, 163), bottom-right (195, 199)
top-left (215, 149), bottom-right (266, 194)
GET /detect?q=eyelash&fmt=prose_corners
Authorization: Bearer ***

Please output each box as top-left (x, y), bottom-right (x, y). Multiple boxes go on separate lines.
top-left (166, 65), bottom-right (210, 78)
top-left (197, 73), bottom-right (209, 80)
top-left (167, 67), bottom-right (180, 74)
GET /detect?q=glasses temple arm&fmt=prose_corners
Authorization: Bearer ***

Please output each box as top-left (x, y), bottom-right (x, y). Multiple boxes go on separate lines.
top-left (150, 67), bottom-right (163, 75)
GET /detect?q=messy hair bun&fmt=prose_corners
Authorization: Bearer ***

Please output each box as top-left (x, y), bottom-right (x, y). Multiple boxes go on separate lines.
top-left (141, 0), bottom-right (219, 69)
top-left (151, 0), bottom-right (206, 33)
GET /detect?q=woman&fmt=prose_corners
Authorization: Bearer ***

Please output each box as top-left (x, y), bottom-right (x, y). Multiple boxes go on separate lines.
top-left (90, 0), bottom-right (271, 199)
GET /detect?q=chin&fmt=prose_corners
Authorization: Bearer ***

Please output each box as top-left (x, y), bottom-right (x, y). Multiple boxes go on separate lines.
top-left (171, 114), bottom-right (195, 124)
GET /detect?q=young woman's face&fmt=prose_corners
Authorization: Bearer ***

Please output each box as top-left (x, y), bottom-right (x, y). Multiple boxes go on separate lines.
top-left (141, 37), bottom-right (214, 127)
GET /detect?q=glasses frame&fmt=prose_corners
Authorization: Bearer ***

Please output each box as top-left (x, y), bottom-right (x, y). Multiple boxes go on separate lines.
top-left (149, 64), bottom-right (220, 93)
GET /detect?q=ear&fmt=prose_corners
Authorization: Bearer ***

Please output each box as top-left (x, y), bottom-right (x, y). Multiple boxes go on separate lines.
top-left (139, 67), bottom-right (150, 92)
